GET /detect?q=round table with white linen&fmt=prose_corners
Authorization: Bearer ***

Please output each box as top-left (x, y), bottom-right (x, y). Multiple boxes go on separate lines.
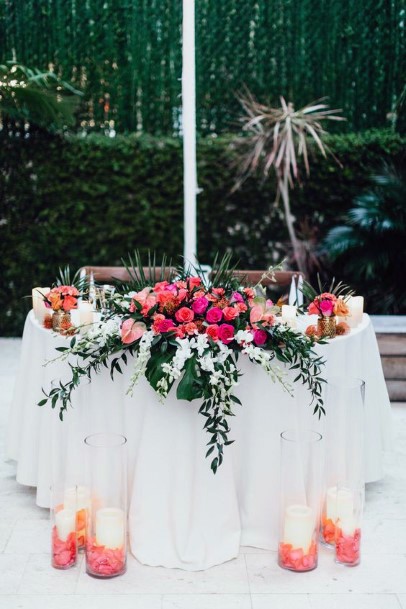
top-left (6, 312), bottom-right (392, 570)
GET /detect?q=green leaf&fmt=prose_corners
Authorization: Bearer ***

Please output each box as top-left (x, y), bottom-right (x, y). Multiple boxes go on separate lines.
top-left (176, 357), bottom-right (203, 402)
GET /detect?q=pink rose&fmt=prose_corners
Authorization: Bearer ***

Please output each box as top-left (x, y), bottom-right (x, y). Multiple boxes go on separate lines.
top-left (175, 307), bottom-right (194, 323)
top-left (121, 319), bottom-right (147, 344)
top-left (223, 306), bottom-right (239, 321)
top-left (231, 291), bottom-right (244, 303)
top-left (320, 300), bottom-right (334, 317)
top-left (206, 324), bottom-right (219, 341)
top-left (153, 281), bottom-right (169, 292)
top-left (206, 307), bottom-right (223, 324)
top-left (218, 323), bottom-right (235, 344)
top-left (250, 305), bottom-right (263, 324)
top-left (308, 301), bottom-right (320, 315)
top-left (192, 296), bottom-right (209, 315)
top-left (253, 329), bottom-right (267, 346)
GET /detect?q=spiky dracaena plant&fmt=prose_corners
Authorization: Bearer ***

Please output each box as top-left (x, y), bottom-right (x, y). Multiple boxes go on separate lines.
top-left (0, 62), bottom-right (82, 130)
top-left (234, 91), bottom-right (345, 273)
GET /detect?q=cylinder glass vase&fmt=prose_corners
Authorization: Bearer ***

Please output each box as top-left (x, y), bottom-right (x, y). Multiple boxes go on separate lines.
top-left (320, 377), bottom-right (365, 553)
top-left (50, 485), bottom-right (77, 569)
top-left (334, 485), bottom-right (363, 566)
top-left (84, 433), bottom-right (127, 578)
top-left (278, 430), bottom-right (323, 572)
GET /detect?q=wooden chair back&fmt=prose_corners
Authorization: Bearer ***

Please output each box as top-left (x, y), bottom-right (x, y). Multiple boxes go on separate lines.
top-left (79, 266), bottom-right (176, 284)
top-left (210, 269), bottom-right (304, 287)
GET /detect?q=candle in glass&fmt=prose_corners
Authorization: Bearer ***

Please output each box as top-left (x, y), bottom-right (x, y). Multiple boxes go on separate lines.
top-left (281, 305), bottom-right (297, 329)
top-left (335, 486), bottom-right (363, 566)
top-left (347, 296), bottom-right (364, 328)
top-left (51, 486), bottom-right (77, 570)
top-left (64, 486), bottom-right (90, 549)
top-left (96, 508), bottom-right (125, 549)
top-left (283, 504), bottom-right (315, 553)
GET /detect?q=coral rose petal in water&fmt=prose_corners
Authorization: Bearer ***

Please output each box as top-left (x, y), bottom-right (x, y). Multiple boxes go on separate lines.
top-left (278, 542), bottom-right (317, 572)
top-left (86, 538), bottom-right (126, 577)
top-left (52, 527), bottom-right (76, 569)
top-left (336, 528), bottom-right (361, 565)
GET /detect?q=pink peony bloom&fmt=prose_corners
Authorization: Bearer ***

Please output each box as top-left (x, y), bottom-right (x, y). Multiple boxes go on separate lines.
top-left (192, 296), bottom-right (209, 315)
top-left (253, 329), bottom-right (267, 346)
top-left (206, 307), bottom-right (223, 324)
top-left (121, 319), bottom-right (147, 343)
top-left (223, 306), bottom-right (239, 321)
top-left (320, 300), bottom-right (334, 317)
top-left (175, 307), bottom-right (194, 323)
top-left (218, 323), bottom-right (235, 344)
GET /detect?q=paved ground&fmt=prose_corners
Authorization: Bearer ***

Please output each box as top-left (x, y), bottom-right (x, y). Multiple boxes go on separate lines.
top-left (1, 337), bottom-right (405, 609)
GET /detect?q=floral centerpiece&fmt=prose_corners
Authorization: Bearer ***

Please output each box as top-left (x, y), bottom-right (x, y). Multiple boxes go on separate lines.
top-left (44, 285), bottom-right (79, 332)
top-left (39, 255), bottom-right (326, 473)
top-left (302, 278), bottom-right (353, 339)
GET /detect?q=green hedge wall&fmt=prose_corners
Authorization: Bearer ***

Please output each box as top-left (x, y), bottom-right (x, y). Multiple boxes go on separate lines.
top-left (1, 129), bottom-right (404, 336)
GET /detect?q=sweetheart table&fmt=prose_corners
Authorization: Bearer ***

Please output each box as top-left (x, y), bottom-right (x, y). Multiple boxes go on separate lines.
top-left (6, 311), bottom-right (391, 570)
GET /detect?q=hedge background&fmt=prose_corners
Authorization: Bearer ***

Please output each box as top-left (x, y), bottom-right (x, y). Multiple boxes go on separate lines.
top-left (0, 0), bottom-right (405, 134)
top-left (1, 128), bottom-right (404, 336)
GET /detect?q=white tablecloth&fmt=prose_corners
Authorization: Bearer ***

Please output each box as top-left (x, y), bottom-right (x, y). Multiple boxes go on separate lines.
top-left (6, 312), bottom-right (392, 570)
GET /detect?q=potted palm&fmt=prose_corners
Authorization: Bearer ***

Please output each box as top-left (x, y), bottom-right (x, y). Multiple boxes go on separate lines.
top-left (233, 91), bottom-right (345, 274)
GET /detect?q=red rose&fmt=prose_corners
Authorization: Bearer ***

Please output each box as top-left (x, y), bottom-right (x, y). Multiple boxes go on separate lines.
top-left (218, 323), bottom-right (235, 344)
top-left (175, 307), bottom-right (194, 323)
top-left (206, 324), bottom-right (219, 341)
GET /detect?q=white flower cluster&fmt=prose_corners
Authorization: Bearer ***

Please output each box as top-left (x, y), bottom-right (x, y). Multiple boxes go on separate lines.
top-left (241, 342), bottom-right (292, 395)
top-left (126, 330), bottom-right (155, 396)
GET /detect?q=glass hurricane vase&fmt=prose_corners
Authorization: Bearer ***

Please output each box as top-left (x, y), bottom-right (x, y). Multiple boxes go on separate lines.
top-left (84, 433), bottom-right (127, 578)
top-left (278, 430), bottom-right (323, 572)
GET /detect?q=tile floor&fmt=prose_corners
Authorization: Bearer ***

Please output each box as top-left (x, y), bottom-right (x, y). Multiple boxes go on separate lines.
top-left (0, 337), bottom-right (405, 609)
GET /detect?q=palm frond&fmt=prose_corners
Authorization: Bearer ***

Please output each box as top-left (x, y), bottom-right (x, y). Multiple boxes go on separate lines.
top-left (0, 61), bottom-right (82, 129)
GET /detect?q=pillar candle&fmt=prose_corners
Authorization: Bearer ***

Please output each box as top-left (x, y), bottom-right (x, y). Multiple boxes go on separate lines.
top-left (79, 301), bottom-right (94, 329)
top-left (32, 287), bottom-right (50, 323)
top-left (281, 305), bottom-right (297, 329)
top-left (96, 508), bottom-right (125, 549)
top-left (347, 296), bottom-right (364, 328)
top-left (55, 508), bottom-right (76, 542)
top-left (283, 504), bottom-right (314, 553)
top-left (326, 486), bottom-right (355, 535)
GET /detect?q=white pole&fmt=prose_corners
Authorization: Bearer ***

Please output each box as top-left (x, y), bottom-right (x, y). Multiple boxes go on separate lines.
top-left (182, 0), bottom-right (197, 269)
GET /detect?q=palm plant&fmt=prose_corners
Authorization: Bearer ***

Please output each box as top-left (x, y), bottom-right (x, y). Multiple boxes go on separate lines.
top-left (324, 162), bottom-right (406, 314)
top-left (234, 90), bottom-right (345, 273)
top-left (0, 62), bottom-right (82, 130)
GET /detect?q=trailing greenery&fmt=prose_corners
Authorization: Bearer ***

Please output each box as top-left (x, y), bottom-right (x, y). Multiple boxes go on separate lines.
top-left (39, 255), bottom-right (326, 473)
top-left (0, 0), bottom-right (404, 134)
top-left (0, 128), bottom-right (405, 336)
